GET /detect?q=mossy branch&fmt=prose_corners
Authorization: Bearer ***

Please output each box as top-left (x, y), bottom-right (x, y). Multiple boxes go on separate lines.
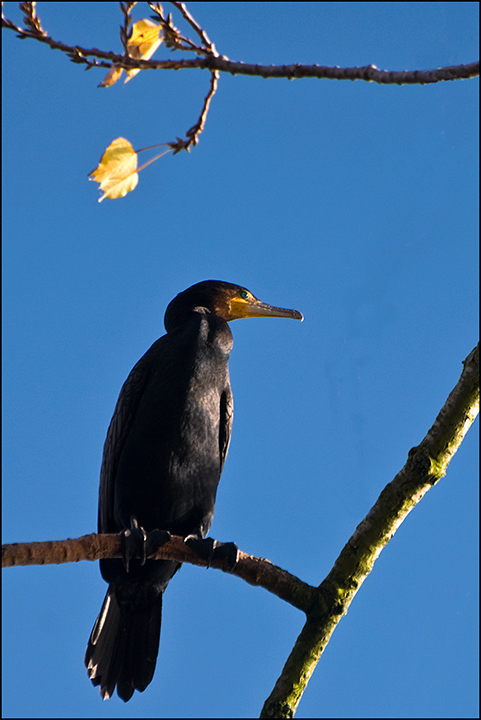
top-left (261, 343), bottom-right (479, 718)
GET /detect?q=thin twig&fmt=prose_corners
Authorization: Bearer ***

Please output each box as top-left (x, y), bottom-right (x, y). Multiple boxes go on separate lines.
top-left (169, 69), bottom-right (219, 152)
top-left (19, 1), bottom-right (45, 37)
top-left (171, 0), bottom-right (218, 55)
top-left (149, 1), bottom-right (207, 54)
top-left (120, 2), bottom-right (136, 55)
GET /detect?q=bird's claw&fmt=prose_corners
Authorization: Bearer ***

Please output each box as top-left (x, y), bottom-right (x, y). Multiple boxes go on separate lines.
top-left (212, 541), bottom-right (239, 571)
top-left (145, 529), bottom-right (171, 558)
top-left (121, 517), bottom-right (171, 572)
top-left (184, 536), bottom-right (239, 572)
top-left (121, 517), bottom-right (147, 572)
top-left (184, 535), bottom-right (216, 566)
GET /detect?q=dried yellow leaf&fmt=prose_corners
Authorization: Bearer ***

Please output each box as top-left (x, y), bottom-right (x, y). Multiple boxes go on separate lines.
top-left (125, 19), bottom-right (163, 83)
top-left (98, 19), bottom-right (163, 88)
top-left (129, 18), bottom-right (162, 55)
top-left (98, 66), bottom-right (124, 88)
top-left (89, 137), bottom-right (139, 202)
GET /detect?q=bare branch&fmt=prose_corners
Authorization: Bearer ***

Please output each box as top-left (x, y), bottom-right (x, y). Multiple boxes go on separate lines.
top-left (2, 7), bottom-right (478, 84)
top-left (207, 57), bottom-right (480, 84)
top-left (119, 2), bottom-right (136, 54)
top-left (169, 69), bottom-right (219, 152)
top-left (19, 1), bottom-right (46, 37)
top-left (261, 343), bottom-right (479, 718)
top-left (170, 1), bottom-right (218, 55)
top-left (148, 2), bottom-right (207, 54)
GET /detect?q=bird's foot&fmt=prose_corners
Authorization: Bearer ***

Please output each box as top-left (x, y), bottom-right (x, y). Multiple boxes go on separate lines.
top-left (145, 528), bottom-right (171, 558)
top-left (121, 517), bottom-right (171, 572)
top-left (184, 535), bottom-right (239, 572)
top-left (121, 517), bottom-right (146, 572)
top-left (212, 540), bottom-right (239, 571)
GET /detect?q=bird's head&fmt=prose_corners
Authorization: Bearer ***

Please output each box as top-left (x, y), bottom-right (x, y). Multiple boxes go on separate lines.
top-left (164, 280), bottom-right (303, 332)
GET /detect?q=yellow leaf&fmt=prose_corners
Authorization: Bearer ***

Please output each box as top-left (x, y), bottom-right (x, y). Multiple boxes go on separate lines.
top-left (89, 137), bottom-right (138, 202)
top-left (124, 19), bottom-right (163, 84)
top-left (129, 19), bottom-right (162, 55)
top-left (98, 66), bottom-right (124, 88)
top-left (98, 19), bottom-right (162, 88)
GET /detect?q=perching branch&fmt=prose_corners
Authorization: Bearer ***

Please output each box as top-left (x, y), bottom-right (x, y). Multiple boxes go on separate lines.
top-left (2, 345), bottom-right (478, 717)
top-left (1, 532), bottom-right (315, 613)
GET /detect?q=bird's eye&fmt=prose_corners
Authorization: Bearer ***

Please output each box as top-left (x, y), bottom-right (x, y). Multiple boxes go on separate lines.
top-left (240, 291), bottom-right (249, 299)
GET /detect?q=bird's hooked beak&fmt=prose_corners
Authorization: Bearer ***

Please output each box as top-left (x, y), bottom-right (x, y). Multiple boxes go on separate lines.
top-left (228, 292), bottom-right (303, 322)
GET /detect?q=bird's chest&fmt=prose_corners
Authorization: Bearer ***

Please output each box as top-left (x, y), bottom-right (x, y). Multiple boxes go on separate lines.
top-left (113, 341), bottom-right (230, 531)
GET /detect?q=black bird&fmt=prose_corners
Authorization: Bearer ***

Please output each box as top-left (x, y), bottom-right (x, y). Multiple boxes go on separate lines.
top-left (85, 280), bottom-right (303, 701)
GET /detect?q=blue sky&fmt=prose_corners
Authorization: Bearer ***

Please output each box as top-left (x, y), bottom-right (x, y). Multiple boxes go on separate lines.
top-left (2, 2), bottom-right (478, 718)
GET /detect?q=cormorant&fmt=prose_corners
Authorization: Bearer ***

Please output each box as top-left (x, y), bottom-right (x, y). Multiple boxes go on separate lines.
top-left (85, 280), bottom-right (303, 701)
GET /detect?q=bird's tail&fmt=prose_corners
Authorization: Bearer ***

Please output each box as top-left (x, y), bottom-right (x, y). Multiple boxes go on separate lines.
top-left (85, 584), bottom-right (162, 702)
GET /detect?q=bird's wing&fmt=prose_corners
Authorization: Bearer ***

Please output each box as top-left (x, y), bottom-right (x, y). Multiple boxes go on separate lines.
top-left (219, 386), bottom-right (234, 474)
top-left (98, 346), bottom-right (157, 533)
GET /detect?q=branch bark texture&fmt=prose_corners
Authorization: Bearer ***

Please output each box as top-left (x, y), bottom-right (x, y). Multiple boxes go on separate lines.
top-left (2, 532), bottom-right (315, 613)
